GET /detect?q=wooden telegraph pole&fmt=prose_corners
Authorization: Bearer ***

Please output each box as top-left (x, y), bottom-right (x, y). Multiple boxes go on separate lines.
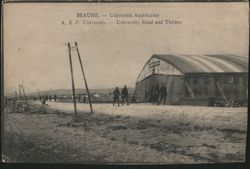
top-left (18, 85), bottom-right (22, 100)
top-left (75, 42), bottom-right (93, 114)
top-left (67, 42), bottom-right (78, 118)
top-left (20, 84), bottom-right (27, 103)
top-left (15, 91), bottom-right (18, 99)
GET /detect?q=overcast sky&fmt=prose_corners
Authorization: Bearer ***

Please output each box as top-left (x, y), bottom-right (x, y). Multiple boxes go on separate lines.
top-left (4, 3), bottom-right (249, 94)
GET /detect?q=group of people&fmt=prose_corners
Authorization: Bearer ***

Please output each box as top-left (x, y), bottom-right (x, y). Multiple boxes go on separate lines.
top-left (113, 85), bottom-right (130, 106)
top-left (38, 95), bottom-right (58, 106)
top-left (38, 95), bottom-right (58, 102)
top-left (150, 84), bottom-right (168, 105)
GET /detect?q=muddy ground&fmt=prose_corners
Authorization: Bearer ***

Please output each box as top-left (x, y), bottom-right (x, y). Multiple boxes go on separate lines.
top-left (2, 101), bottom-right (247, 163)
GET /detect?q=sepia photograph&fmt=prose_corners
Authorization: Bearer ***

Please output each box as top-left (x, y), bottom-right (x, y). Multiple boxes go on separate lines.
top-left (2, 2), bottom-right (249, 164)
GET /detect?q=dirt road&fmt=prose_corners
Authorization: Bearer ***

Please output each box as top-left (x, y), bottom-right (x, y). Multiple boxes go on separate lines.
top-left (3, 102), bottom-right (247, 163)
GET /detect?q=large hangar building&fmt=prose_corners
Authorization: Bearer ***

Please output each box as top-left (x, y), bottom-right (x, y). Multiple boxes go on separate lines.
top-left (135, 54), bottom-right (248, 106)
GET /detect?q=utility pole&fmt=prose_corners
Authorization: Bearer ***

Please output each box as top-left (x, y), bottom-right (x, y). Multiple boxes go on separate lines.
top-left (75, 41), bottom-right (93, 113)
top-left (67, 42), bottom-right (78, 119)
top-left (19, 85), bottom-right (22, 100)
top-left (20, 84), bottom-right (27, 103)
top-left (15, 91), bottom-right (18, 99)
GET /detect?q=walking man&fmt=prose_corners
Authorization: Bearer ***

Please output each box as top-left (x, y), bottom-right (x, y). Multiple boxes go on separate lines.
top-left (158, 84), bottom-right (167, 105)
top-left (121, 85), bottom-right (129, 106)
top-left (54, 95), bottom-right (57, 102)
top-left (113, 87), bottom-right (120, 106)
top-left (152, 84), bottom-right (160, 105)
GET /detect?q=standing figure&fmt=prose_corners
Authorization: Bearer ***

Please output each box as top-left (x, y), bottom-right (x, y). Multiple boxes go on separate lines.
top-left (77, 95), bottom-right (81, 103)
top-left (121, 85), bottom-right (129, 106)
top-left (83, 95), bottom-right (86, 103)
top-left (152, 84), bottom-right (160, 104)
top-left (49, 96), bottom-right (52, 102)
top-left (41, 97), bottom-right (48, 106)
top-left (54, 95), bottom-right (57, 102)
top-left (158, 85), bottom-right (167, 105)
top-left (113, 87), bottom-right (120, 106)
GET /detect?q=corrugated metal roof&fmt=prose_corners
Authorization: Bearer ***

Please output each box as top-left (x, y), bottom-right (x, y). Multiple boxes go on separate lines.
top-left (152, 54), bottom-right (248, 73)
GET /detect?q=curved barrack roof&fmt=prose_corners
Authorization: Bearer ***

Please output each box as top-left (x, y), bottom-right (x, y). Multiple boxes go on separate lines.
top-left (136, 54), bottom-right (248, 83)
top-left (152, 54), bottom-right (248, 73)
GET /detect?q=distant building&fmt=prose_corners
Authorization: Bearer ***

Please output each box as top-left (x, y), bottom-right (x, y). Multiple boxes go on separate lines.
top-left (135, 54), bottom-right (248, 106)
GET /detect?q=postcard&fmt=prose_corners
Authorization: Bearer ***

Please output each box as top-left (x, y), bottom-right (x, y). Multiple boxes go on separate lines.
top-left (2, 1), bottom-right (249, 163)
